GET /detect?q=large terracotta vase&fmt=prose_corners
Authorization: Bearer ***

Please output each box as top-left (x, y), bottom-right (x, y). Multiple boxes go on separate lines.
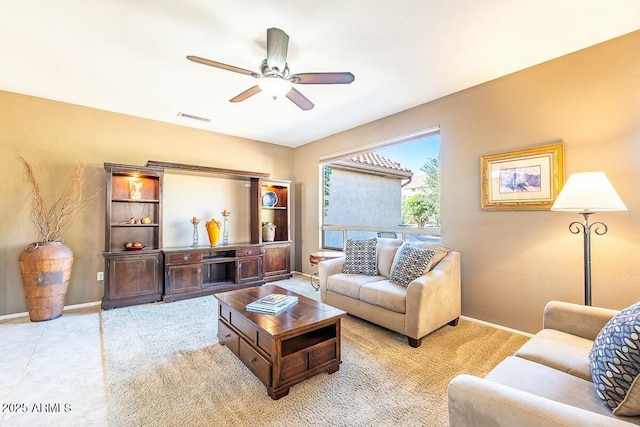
top-left (206, 219), bottom-right (221, 246)
top-left (18, 242), bottom-right (74, 322)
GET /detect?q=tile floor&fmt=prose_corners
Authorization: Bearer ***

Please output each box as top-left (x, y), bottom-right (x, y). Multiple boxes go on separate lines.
top-left (0, 305), bottom-right (107, 427)
top-left (0, 274), bottom-right (319, 426)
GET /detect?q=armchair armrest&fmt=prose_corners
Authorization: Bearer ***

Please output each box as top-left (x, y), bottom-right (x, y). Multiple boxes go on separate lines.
top-left (448, 375), bottom-right (631, 427)
top-left (543, 301), bottom-right (618, 341)
top-left (318, 256), bottom-right (345, 303)
top-left (405, 251), bottom-right (461, 341)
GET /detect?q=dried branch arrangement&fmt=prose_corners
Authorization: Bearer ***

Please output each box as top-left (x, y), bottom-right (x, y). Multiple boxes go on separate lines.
top-left (18, 155), bottom-right (100, 243)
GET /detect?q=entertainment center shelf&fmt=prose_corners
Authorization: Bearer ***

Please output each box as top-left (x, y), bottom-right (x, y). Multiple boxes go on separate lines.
top-left (101, 161), bottom-right (292, 310)
top-left (163, 243), bottom-right (264, 302)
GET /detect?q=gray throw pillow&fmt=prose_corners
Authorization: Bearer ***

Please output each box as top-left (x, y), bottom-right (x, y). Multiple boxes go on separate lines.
top-left (590, 301), bottom-right (640, 416)
top-left (389, 244), bottom-right (435, 286)
top-left (342, 238), bottom-right (378, 275)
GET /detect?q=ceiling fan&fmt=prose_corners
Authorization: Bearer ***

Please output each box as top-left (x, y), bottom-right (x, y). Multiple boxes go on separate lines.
top-left (187, 28), bottom-right (355, 111)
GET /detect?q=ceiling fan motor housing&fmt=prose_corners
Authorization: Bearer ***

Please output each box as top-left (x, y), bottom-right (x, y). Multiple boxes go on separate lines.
top-left (260, 59), bottom-right (290, 79)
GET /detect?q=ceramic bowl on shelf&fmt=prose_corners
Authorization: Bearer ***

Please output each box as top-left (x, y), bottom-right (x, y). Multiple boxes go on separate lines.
top-left (262, 191), bottom-right (278, 207)
top-left (123, 242), bottom-right (146, 251)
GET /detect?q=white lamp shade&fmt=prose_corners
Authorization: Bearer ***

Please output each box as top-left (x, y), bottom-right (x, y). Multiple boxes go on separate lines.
top-left (551, 171), bottom-right (627, 212)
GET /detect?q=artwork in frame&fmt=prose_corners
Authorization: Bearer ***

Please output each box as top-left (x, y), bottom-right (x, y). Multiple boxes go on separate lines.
top-left (480, 143), bottom-right (564, 210)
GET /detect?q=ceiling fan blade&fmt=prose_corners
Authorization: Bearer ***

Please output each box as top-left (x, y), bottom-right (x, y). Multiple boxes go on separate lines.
top-left (187, 55), bottom-right (259, 78)
top-left (286, 88), bottom-right (314, 111)
top-left (290, 72), bottom-right (355, 85)
top-left (230, 85), bottom-right (262, 102)
top-left (266, 28), bottom-right (289, 73)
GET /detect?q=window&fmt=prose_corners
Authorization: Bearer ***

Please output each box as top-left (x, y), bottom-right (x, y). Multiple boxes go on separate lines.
top-left (321, 128), bottom-right (440, 250)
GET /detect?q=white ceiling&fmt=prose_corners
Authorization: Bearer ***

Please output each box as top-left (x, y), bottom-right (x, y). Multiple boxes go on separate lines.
top-left (2, 1), bottom-right (639, 148)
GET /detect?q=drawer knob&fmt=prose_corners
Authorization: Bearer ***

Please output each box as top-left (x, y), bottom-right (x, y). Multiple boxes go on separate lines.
top-left (183, 255), bottom-right (189, 261)
top-left (249, 357), bottom-right (257, 363)
top-left (197, 268), bottom-right (202, 273)
top-left (224, 334), bottom-right (231, 338)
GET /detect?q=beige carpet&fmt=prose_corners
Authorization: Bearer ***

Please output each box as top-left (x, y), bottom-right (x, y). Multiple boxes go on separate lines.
top-left (101, 276), bottom-right (529, 426)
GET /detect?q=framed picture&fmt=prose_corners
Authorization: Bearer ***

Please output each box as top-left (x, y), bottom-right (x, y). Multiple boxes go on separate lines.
top-left (481, 143), bottom-right (564, 210)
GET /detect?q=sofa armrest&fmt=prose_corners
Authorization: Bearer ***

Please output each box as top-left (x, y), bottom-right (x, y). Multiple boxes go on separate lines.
top-left (543, 301), bottom-right (619, 341)
top-left (448, 374), bottom-right (631, 427)
top-left (318, 256), bottom-right (345, 303)
top-left (405, 251), bottom-right (461, 340)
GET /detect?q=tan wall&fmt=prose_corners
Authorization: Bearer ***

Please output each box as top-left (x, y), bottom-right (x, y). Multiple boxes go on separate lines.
top-left (0, 91), bottom-right (294, 316)
top-left (3, 31), bottom-right (639, 331)
top-left (295, 31), bottom-right (640, 333)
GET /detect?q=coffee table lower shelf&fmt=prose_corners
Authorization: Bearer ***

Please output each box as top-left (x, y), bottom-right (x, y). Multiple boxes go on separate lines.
top-left (215, 285), bottom-right (346, 400)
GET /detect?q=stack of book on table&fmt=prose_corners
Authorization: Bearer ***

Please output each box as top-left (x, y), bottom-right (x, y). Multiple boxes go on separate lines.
top-left (246, 293), bottom-right (298, 315)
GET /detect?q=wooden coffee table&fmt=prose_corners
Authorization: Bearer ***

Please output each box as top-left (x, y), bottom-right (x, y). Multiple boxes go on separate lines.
top-left (214, 284), bottom-right (346, 399)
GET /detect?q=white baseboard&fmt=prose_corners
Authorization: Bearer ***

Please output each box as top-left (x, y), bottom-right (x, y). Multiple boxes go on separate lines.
top-left (462, 315), bottom-right (533, 337)
top-left (0, 301), bottom-right (102, 322)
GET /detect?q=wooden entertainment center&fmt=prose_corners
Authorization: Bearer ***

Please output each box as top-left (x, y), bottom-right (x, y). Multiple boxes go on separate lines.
top-left (101, 161), bottom-right (292, 309)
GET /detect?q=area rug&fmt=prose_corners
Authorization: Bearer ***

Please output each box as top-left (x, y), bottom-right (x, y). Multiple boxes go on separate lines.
top-left (101, 277), bottom-right (529, 426)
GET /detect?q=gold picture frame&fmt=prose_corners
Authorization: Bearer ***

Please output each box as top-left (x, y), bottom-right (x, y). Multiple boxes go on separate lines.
top-left (481, 143), bottom-right (564, 210)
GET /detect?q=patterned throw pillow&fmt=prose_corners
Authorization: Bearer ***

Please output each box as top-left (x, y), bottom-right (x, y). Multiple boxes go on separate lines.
top-left (342, 238), bottom-right (378, 275)
top-left (389, 244), bottom-right (435, 286)
top-left (590, 301), bottom-right (640, 416)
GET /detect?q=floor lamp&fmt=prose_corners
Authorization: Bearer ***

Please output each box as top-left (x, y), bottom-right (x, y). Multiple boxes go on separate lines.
top-left (551, 171), bottom-right (626, 306)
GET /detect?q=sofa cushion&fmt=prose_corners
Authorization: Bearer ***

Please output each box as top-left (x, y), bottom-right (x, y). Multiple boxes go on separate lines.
top-left (389, 243), bottom-right (435, 286)
top-left (326, 273), bottom-right (386, 299)
top-left (590, 301), bottom-right (640, 416)
top-left (515, 329), bottom-right (593, 381)
top-left (342, 238), bottom-right (378, 275)
top-left (486, 356), bottom-right (623, 421)
top-left (376, 238), bottom-right (404, 277)
top-left (412, 242), bottom-right (450, 271)
top-left (359, 279), bottom-right (407, 314)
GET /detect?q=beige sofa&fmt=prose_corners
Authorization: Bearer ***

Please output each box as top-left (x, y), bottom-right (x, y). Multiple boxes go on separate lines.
top-left (318, 238), bottom-right (461, 347)
top-left (448, 301), bottom-right (640, 426)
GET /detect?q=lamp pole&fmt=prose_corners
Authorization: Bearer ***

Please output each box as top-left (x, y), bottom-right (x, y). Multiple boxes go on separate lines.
top-left (567, 212), bottom-right (608, 306)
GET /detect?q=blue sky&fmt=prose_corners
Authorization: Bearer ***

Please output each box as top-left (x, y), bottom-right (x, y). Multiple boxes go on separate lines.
top-left (374, 135), bottom-right (440, 174)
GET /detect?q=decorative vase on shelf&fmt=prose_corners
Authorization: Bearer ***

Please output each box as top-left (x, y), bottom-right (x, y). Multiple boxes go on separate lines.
top-left (262, 222), bottom-right (277, 242)
top-left (18, 242), bottom-right (74, 322)
top-left (206, 219), bottom-right (221, 246)
top-left (190, 218), bottom-right (200, 247)
top-left (221, 210), bottom-right (231, 245)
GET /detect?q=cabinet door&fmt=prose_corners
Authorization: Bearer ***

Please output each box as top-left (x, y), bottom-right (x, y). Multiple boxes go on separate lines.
top-left (237, 256), bottom-right (263, 283)
top-left (106, 254), bottom-right (162, 300)
top-left (167, 263), bottom-right (203, 293)
top-left (263, 244), bottom-right (290, 277)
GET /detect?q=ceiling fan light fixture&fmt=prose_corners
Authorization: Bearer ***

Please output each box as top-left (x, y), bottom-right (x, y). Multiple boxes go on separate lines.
top-left (188, 27), bottom-right (353, 110)
top-left (258, 76), bottom-right (292, 99)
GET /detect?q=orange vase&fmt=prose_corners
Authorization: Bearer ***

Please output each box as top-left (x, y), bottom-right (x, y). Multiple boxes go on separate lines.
top-left (206, 219), bottom-right (221, 246)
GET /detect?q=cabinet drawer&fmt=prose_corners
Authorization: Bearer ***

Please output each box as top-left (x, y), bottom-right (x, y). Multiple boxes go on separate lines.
top-left (218, 320), bottom-right (239, 356)
top-left (239, 339), bottom-right (271, 387)
top-left (230, 313), bottom-right (257, 344)
top-left (237, 256), bottom-right (263, 283)
top-left (166, 252), bottom-right (203, 264)
top-left (309, 340), bottom-right (338, 369)
top-left (281, 351), bottom-right (308, 383)
top-left (219, 304), bottom-right (231, 322)
top-left (256, 331), bottom-right (273, 356)
top-left (236, 247), bottom-right (263, 257)
top-left (166, 263), bottom-right (202, 293)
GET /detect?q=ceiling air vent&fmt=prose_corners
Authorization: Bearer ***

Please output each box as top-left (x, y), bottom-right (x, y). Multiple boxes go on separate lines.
top-left (177, 112), bottom-right (211, 123)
